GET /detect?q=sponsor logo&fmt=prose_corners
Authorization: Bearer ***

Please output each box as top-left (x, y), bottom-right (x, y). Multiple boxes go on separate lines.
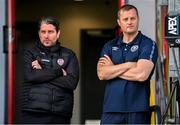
top-left (40, 51), bottom-right (45, 55)
top-left (168, 16), bottom-right (179, 35)
top-left (41, 59), bottom-right (50, 62)
top-left (112, 46), bottom-right (119, 51)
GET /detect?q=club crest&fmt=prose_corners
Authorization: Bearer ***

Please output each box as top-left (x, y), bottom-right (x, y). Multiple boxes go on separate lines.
top-left (57, 58), bottom-right (64, 66)
top-left (130, 45), bottom-right (139, 52)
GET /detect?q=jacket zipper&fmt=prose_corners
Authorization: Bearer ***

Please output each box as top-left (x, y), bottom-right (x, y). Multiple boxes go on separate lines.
top-left (52, 88), bottom-right (54, 112)
top-left (51, 55), bottom-right (53, 68)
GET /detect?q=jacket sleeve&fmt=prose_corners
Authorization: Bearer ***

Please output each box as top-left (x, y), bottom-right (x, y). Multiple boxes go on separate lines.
top-left (49, 52), bottom-right (79, 90)
top-left (23, 48), bottom-right (63, 83)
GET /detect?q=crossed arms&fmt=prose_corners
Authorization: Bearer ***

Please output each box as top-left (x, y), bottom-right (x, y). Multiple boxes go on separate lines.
top-left (24, 49), bottom-right (79, 90)
top-left (97, 54), bottom-right (154, 82)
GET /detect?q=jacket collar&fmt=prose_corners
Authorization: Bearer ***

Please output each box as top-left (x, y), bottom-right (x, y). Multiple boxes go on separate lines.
top-left (117, 31), bottom-right (142, 46)
top-left (35, 40), bottom-right (61, 53)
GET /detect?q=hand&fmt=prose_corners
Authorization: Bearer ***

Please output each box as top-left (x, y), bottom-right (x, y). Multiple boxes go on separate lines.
top-left (62, 69), bottom-right (67, 76)
top-left (98, 54), bottom-right (114, 66)
top-left (32, 60), bottom-right (42, 69)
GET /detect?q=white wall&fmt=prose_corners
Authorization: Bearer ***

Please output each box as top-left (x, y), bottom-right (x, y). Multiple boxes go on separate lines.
top-left (128, 0), bottom-right (156, 41)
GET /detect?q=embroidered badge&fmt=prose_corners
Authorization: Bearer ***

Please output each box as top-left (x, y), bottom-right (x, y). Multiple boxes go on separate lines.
top-left (130, 45), bottom-right (139, 52)
top-left (57, 58), bottom-right (64, 66)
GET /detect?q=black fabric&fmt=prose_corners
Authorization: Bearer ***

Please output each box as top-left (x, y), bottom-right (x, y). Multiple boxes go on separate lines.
top-left (21, 41), bottom-right (79, 118)
top-left (19, 111), bottom-right (71, 124)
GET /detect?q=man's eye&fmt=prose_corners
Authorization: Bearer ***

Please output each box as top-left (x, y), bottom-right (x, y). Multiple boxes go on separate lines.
top-left (123, 18), bottom-right (128, 21)
top-left (131, 17), bottom-right (136, 20)
top-left (41, 31), bottom-right (46, 34)
top-left (49, 31), bottom-right (54, 33)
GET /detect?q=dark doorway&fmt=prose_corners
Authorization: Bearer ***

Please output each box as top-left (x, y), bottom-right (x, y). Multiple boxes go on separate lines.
top-left (15, 22), bottom-right (38, 123)
top-left (80, 29), bottom-right (116, 123)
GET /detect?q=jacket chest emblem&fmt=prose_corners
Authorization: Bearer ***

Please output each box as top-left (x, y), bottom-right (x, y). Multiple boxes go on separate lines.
top-left (130, 45), bottom-right (139, 52)
top-left (57, 58), bottom-right (64, 66)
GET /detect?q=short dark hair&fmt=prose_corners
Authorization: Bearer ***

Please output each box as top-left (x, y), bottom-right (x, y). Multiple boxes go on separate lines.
top-left (117, 4), bottom-right (139, 18)
top-left (38, 17), bottom-right (60, 32)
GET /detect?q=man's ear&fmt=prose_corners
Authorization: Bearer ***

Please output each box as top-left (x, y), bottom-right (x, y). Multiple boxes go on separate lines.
top-left (57, 30), bottom-right (60, 39)
top-left (117, 19), bottom-right (121, 27)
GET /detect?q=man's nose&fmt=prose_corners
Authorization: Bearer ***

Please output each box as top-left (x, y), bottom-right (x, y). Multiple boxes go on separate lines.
top-left (44, 32), bottom-right (49, 37)
top-left (127, 19), bottom-right (132, 24)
